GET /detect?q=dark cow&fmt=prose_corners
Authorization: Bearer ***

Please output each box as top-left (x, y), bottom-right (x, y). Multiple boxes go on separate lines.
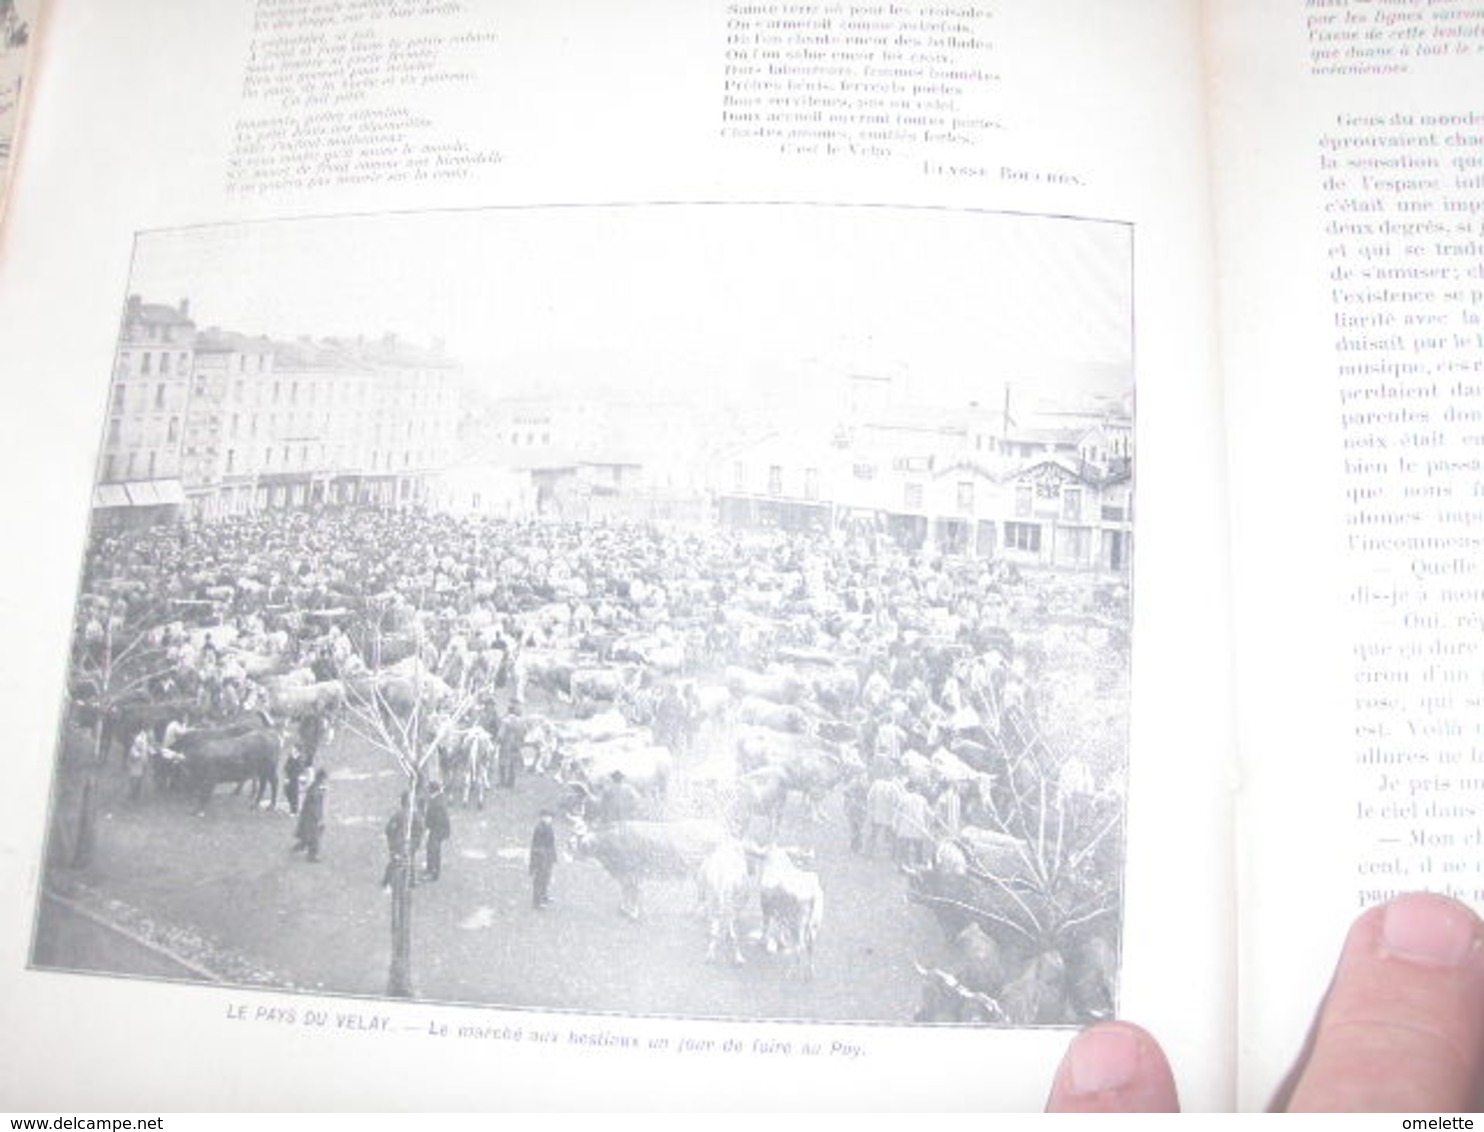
top-left (104, 697), bottom-right (195, 765)
top-left (175, 726), bottom-right (284, 813)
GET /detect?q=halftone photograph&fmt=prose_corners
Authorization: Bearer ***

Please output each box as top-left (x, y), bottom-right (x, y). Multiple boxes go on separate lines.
top-left (32, 202), bottom-right (1134, 1028)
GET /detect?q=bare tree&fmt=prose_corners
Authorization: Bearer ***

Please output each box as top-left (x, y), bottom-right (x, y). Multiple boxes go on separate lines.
top-left (337, 595), bottom-right (496, 998)
top-left (59, 586), bottom-right (184, 867)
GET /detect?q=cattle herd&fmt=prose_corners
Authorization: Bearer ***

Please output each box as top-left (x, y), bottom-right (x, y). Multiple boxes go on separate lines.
top-left (55, 505), bottom-right (1130, 1026)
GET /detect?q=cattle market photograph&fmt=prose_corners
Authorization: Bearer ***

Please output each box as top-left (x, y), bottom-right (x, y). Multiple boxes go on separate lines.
top-left (31, 203), bottom-right (1135, 1028)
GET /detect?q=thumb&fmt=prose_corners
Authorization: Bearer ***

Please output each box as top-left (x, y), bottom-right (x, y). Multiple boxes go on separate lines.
top-left (1281, 892), bottom-right (1484, 1112)
top-left (1045, 1021), bottom-right (1180, 1112)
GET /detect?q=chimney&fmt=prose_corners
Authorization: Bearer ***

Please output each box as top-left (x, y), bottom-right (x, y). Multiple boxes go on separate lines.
top-left (179, 298), bottom-right (191, 318)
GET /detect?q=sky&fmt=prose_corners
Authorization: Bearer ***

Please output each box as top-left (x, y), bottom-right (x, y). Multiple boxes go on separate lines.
top-left (126, 203), bottom-right (1133, 417)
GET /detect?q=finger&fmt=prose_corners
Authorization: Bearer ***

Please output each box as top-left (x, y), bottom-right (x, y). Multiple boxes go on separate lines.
top-left (1045, 1020), bottom-right (1180, 1112)
top-left (1286, 892), bottom-right (1484, 1112)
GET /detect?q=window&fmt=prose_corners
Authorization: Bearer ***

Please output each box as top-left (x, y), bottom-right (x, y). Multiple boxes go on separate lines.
top-left (111, 384), bottom-right (125, 413)
top-left (226, 449), bottom-right (236, 473)
top-left (107, 418), bottom-right (121, 445)
top-left (159, 352), bottom-right (171, 376)
top-left (733, 461), bottom-right (745, 491)
top-left (1015, 484), bottom-right (1033, 517)
top-left (155, 383), bottom-right (167, 409)
top-left (1005, 521), bottom-right (1041, 553)
top-left (768, 465), bottom-right (783, 496)
top-left (853, 462), bottom-right (876, 480)
top-left (804, 468), bottom-right (820, 500)
top-left (904, 482), bottom-right (924, 510)
top-left (167, 417), bottom-right (179, 443)
top-left (957, 481), bottom-right (975, 512)
top-left (147, 451), bottom-right (157, 477)
top-left (140, 352), bottom-right (152, 375)
top-left (1063, 487), bottom-right (1083, 521)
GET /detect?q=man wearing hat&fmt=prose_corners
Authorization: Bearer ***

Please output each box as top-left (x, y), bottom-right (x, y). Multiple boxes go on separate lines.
top-left (529, 810), bottom-right (558, 910)
top-left (423, 781), bottom-right (452, 881)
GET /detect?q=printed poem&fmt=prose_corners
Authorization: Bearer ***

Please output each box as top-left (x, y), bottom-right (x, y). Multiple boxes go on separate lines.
top-left (227, 0), bottom-right (503, 195)
top-left (1323, 111), bottom-right (1484, 906)
top-left (720, 2), bottom-right (1041, 182)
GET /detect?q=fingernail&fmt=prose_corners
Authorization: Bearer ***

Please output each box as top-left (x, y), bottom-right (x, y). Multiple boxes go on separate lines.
top-left (1381, 894), bottom-right (1481, 968)
top-left (1066, 1025), bottom-right (1141, 1095)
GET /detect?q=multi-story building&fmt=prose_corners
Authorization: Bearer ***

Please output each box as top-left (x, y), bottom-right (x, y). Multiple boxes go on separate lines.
top-left (93, 296), bottom-right (195, 519)
top-left (91, 297), bottom-right (464, 522)
top-left (189, 328), bottom-right (276, 519)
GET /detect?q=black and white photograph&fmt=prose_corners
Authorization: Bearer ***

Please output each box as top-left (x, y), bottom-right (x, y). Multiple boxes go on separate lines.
top-left (31, 202), bottom-right (1135, 1029)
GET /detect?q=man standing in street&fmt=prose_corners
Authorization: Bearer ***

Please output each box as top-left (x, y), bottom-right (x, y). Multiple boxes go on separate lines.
top-left (423, 782), bottom-right (451, 881)
top-left (293, 769), bottom-right (328, 862)
top-left (497, 705), bottom-right (524, 790)
top-left (529, 810), bottom-right (557, 910)
top-left (126, 728), bottom-right (151, 802)
top-left (381, 791), bottom-right (424, 890)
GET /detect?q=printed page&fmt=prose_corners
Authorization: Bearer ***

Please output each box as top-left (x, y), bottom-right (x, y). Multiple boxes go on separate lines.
top-left (0, 0), bottom-right (1234, 1111)
top-left (1205, 0), bottom-right (1484, 1109)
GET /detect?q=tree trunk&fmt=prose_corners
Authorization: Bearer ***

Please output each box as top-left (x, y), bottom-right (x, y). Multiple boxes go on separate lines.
top-left (386, 776), bottom-right (420, 999)
top-left (387, 856), bottom-right (414, 998)
top-left (70, 775), bottom-right (97, 869)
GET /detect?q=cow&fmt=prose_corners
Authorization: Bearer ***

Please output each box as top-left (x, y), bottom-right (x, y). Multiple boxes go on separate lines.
top-left (561, 739), bottom-right (673, 800)
top-left (730, 765), bottom-right (791, 841)
top-left (443, 725), bottom-right (492, 809)
top-left (864, 776), bottom-right (907, 860)
top-left (775, 746), bottom-right (858, 823)
top-left (569, 817), bottom-right (727, 921)
top-left (569, 666), bottom-right (640, 715)
top-left (695, 839), bottom-right (752, 965)
top-left (749, 844), bottom-right (824, 980)
top-left (724, 665), bottom-right (805, 705)
top-left (735, 733), bottom-right (857, 826)
top-left (266, 679), bottom-right (346, 722)
top-left (174, 725), bottom-right (285, 814)
top-left (735, 695), bottom-right (813, 736)
top-left (103, 697), bottom-right (196, 766)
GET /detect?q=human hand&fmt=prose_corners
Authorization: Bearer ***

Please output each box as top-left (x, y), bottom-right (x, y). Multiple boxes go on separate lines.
top-left (1045, 892), bottom-right (1484, 1112)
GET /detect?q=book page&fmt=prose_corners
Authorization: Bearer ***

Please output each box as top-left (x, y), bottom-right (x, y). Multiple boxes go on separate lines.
top-left (1206, 0), bottom-right (1484, 1109)
top-left (0, 0), bottom-right (41, 222)
top-left (0, 0), bottom-right (1234, 1111)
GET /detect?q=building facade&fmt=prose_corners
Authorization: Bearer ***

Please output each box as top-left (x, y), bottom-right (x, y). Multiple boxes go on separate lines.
top-left (92, 297), bottom-right (464, 523)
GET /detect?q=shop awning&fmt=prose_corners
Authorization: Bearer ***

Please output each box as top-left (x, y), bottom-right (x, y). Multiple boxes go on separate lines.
top-left (153, 480), bottom-right (186, 505)
top-left (92, 484), bottom-right (130, 508)
top-left (125, 481), bottom-right (161, 505)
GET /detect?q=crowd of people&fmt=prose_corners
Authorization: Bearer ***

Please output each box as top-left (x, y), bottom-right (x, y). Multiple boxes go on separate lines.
top-left (63, 502), bottom-right (1130, 1025)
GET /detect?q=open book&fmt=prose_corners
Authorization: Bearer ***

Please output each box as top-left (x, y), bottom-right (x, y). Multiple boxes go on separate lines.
top-left (1, 0), bottom-right (1480, 1113)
